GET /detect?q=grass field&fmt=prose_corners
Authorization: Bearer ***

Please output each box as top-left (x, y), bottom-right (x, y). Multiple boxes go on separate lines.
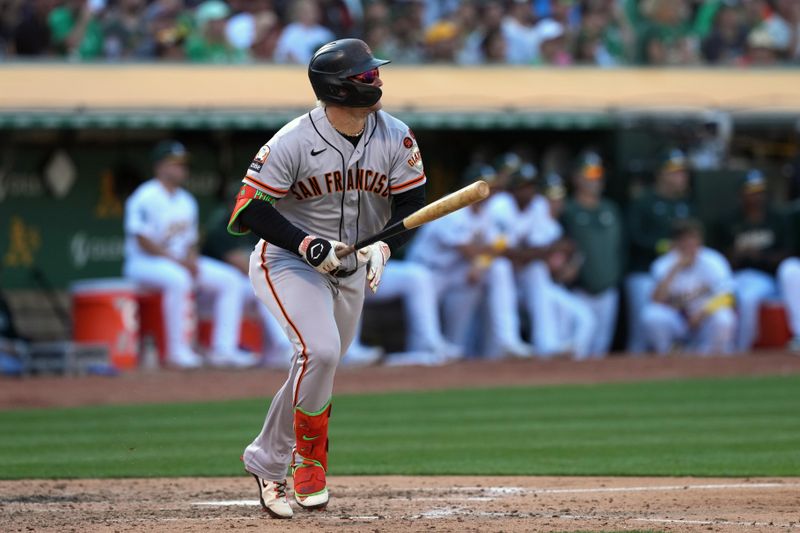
top-left (1, 374), bottom-right (798, 479)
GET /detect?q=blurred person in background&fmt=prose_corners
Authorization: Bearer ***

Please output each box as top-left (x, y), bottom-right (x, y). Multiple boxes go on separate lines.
top-left (560, 151), bottom-right (624, 357)
top-left (502, 0), bottom-right (539, 64)
top-left (573, 2), bottom-right (626, 66)
top-left (642, 219), bottom-right (736, 355)
top-left (763, 0), bottom-right (800, 61)
top-left (518, 172), bottom-right (595, 359)
top-left (407, 166), bottom-right (535, 359)
top-left (185, 0), bottom-right (249, 63)
top-left (701, 1), bottom-right (749, 65)
top-left (100, 0), bottom-right (149, 58)
top-left (123, 140), bottom-right (257, 369)
top-left (423, 19), bottom-right (460, 62)
top-left (625, 149), bottom-right (694, 354)
top-left (223, 0), bottom-right (276, 56)
top-left (719, 170), bottom-right (791, 352)
top-left (318, 0), bottom-right (364, 39)
top-left (48, 0), bottom-right (106, 59)
top-left (457, 0), bottom-right (507, 64)
top-left (273, 0), bottom-right (334, 64)
top-left (202, 182), bottom-right (294, 368)
top-left (744, 22), bottom-right (783, 65)
top-left (625, 0), bottom-right (702, 65)
top-left (10, 0), bottom-right (54, 57)
top-left (778, 254), bottom-right (800, 353)
top-left (533, 18), bottom-right (573, 65)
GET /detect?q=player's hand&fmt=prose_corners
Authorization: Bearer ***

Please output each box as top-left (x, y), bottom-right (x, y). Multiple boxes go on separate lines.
top-left (299, 236), bottom-right (345, 274)
top-left (357, 241), bottom-right (391, 293)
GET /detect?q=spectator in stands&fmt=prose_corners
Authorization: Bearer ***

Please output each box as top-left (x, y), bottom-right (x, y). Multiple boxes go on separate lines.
top-left (202, 183), bottom-right (294, 368)
top-left (573, 3), bottom-right (625, 66)
top-left (701, 2), bottom-right (749, 65)
top-left (10, 0), bottom-right (54, 57)
top-left (642, 219), bottom-right (736, 355)
top-left (744, 23), bottom-right (783, 65)
top-left (480, 27), bottom-right (509, 63)
top-left (123, 140), bottom-right (256, 369)
top-left (533, 19), bottom-right (573, 65)
top-left (502, 0), bottom-right (538, 64)
top-left (249, 10), bottom-right (280, 61)
top-left (720, 170), bottom-right (791, 352)
top-left (224, 0), bottom-right (275, 55)
top-left (273, 0), bottom-right (334, 64)
top-left (185, 0), bottom-right (248, 63)
top-left (625, 0), bottom-right (701, 66)
top-left (48, 0), bottom-right (105, 59)
top-left (560, 151), bottom-right (624, 357)
top-left (625, 148), bottom-right (694, 354)
top-left (423, 20), bottom-right (460, 62)
top-left (763, 0), bottom-right (800, 61)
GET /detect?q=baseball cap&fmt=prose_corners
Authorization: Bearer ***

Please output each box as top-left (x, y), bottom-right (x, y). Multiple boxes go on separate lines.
top-left (507, 162), bottom-right (538, 189)
top-left (660, 148), bottom-right (687, 173)
top-left (152, 140), bottom-right (189, 164)
top-left (543, 172), bottom-right (566, 199)
top-left (577, 151), bottom-right (604, 179)
top-left (195, 0), bottom-right (230, 28)
top-left (741, 169), bottom-right (766, 193)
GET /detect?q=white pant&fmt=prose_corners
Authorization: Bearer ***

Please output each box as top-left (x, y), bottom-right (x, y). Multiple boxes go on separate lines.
top-left (642, 301), bottom-right (736, 355)
top-left (520, 262), bottom-right (595, 359)
top-left (733, 269), bottom-right (777, 351)
top-left (625, 272), bottom-right (655, 354)
top-left (778, 257), bottom-right (800, 338)
top-left (574, 287), bottom-right (619, 357)
top-left (124, 255), bottom-right (245, 358)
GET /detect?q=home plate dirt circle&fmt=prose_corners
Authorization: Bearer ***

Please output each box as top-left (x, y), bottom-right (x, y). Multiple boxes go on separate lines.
top-left (2, 476), bottom-right (799, 532)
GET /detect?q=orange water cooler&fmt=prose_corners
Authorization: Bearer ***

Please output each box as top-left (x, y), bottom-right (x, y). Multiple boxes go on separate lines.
top-left (71, 279), bottom-right (139, 370)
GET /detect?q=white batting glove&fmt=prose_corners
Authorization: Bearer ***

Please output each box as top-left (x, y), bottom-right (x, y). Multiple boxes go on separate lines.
top-left (357, 241), bottom-right (391, 293)
top-left (299, 235), bottom-right (345, 274)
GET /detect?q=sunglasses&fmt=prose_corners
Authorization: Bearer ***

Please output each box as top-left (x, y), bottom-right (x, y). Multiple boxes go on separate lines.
top-left (350, 68), bottom-right (380, 84)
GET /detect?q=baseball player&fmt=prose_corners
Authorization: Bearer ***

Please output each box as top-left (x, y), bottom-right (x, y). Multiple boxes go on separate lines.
top-left (227, 39), bottom-right (426, 518)
top-left (625, 149), bottom-right (694, 353)
top-left (406, 166), bottom-right (535, 359)
top-left (778, 256), bottom-right (800, 351)
top-left (641, 219), bottom-right (736, 355)
top-left (122, 140), bottom-right (256, 369)
top-left (720, 170), bottom-right (791, 351)
top-left (344, 259), bottom-right (463, 366)
top-left (516, 172), bottom-right (595, 359)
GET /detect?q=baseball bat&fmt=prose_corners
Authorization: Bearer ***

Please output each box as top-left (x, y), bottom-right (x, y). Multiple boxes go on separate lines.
top-left (336, 180), bottom-right (490, 258)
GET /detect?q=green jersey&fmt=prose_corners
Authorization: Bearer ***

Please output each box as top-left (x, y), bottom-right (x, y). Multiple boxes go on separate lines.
top-left (626, 188), bottom-right (694, 273)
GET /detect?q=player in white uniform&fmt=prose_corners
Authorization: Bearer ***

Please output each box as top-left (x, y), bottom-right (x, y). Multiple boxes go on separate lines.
top-left (123, 141), bottom-right (256, 369)
top-left (642, 219), bottom-right (736, 355)
top-left (515, 173), bottom-right (595, 359)
top-left (406, 166), bottom-right (534, 359)
top-left (227, 40), bottom-right (427, 518)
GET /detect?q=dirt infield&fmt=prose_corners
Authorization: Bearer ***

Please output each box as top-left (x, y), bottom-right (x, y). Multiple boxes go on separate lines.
top-left (2, 476), bottom-right (799, 532)
top-left (2, 352), bottom-right (799, 532)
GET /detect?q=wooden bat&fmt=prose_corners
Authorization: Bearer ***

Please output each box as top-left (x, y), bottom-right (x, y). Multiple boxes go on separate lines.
top-left (336, 180), bottom-right (490, 258)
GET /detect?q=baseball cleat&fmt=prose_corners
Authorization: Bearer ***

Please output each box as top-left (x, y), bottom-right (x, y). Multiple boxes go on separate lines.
top-left (251, 473), bottom-right (293, 519)
top-left (292, 463), bottom-right (329, 510)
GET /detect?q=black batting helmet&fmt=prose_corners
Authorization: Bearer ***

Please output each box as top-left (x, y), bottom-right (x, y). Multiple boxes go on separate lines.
top-left (308, 39), bottom-right (390, 108)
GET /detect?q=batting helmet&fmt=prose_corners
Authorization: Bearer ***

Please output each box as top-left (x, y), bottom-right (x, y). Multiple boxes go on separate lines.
top-left (308, 39), bottom-right (390, 108)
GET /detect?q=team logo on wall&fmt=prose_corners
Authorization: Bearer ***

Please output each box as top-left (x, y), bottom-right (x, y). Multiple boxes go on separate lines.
top-left (403, 137), bottom-right (413, 149)
top-left (249, 144), bottom-right (270, 172)
top-left (44, 149), bottom-right (77, 198)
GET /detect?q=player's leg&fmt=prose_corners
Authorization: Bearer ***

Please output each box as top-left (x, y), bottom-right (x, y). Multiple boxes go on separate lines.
top-left (124, 256), bottom-right (200, 368)
top-left (551, 286), bottom-right (596, 360)
top-left (733, 269), bottom-right (777, 351)
top-left (521, 262), bottom-right (565, 358)
top-left (641, 301), bottom-right (687, 354)
top-left (439, 270), bottom-right (482, 355)
top-left (693, 308), bottom-right (737, 355)
top-left (244, 249), bottom-right (342, 511)
top-left (196, 256), bottom-right (255, 367)
top-left (625, 272), bottom-right (655, 354)
top-left (487, 257), bottom-right (534, 358)
top-left (576, 288), bottom-right (619, 357)
top-left (253, 295), bottom-right (294, 368)
top-left (777, 257), bottom-right (800, 349)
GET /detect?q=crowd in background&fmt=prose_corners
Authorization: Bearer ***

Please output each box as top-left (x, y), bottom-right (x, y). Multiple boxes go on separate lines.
top-left (2, 0), bottom-right (800, 66)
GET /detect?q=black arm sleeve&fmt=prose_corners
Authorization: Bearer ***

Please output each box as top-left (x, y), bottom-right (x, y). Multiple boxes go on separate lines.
top-left (383, 185), bottom-right (425, 253)
top-left (237, 200), bottom-right (307, 255)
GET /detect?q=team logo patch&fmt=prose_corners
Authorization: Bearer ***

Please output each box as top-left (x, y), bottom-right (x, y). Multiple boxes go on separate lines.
top-left (403, 137), bottom-right (413, 149)
top-left (407, 146), bottom-right (422, 169)
top-left (249, 144), bottom-right (270, 172)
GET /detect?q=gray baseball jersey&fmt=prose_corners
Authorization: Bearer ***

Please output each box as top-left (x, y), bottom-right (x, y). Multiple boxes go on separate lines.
top-left (240, 106), bottom-right (426, 482)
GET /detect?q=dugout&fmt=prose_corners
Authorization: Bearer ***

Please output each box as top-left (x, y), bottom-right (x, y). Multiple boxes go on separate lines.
top-left (1, 66), bottom-right (799, 347)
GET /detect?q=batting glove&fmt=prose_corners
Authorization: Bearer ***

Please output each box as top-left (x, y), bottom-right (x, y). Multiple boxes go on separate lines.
top-left (357, 241), bottom-right (391, 293)
top-left (299, 236), bottom-right (345, 274)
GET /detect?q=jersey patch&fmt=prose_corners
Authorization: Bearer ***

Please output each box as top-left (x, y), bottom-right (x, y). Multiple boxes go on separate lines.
top-left (249, 144), bottom-right (270, 172)
top-left (407, 146), bottom-right (422, 170)
top-left (403, 137), bottom-right (413, 149)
